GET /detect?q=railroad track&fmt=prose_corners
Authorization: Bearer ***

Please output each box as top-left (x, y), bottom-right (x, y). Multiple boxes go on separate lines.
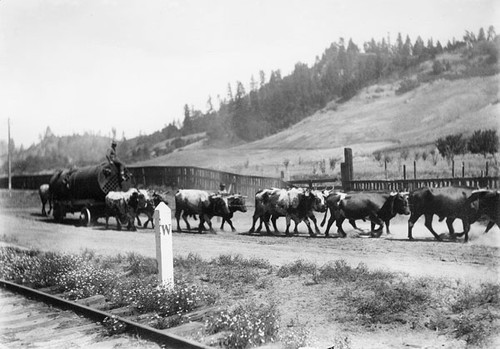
top-left (0, 280), bottom-right (214, 349)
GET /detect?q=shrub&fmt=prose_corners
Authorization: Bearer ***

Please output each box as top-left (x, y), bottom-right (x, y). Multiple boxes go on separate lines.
top-left (57, 264), bottom-right (118, 300)
top-left (277, 260), bottom-right (317, 278)
top-left (347, 279), bottom-right (430, 323)
top-left (451, 283), bottom-right (500, 312)
top-left (454, 312), bottom-right (495, 346)
top-left (132, 281), bottom-right (217, 316)
top-left (125, 252), bottom-right (158, 276)
top-left (206, 301), bottom-right (280, 349)
top-left (279, 327), bottom-right (310, 349)
top-left (432, 60), bottom-right (445, 75)
top-left (314, 261), bottom-right (393, 283)
top-left (468, 129), bottom-right (499, 157)
top-left (396, 78), bottom-right (420, 95)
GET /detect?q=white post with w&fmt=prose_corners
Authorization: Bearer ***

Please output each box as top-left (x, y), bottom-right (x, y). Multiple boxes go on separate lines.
top-left (154, 202), bottom-right (174, 289)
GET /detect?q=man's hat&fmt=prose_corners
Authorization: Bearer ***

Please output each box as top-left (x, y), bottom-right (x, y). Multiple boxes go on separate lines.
top-left (111, 139), bottom-right (117, 146)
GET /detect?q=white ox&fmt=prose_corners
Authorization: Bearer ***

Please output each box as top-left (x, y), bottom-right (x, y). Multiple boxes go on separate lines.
top-left (105, 188), bottom-right (146, 231)
top-left (174, 189), bottom-right (230, 234)
top-left (38, 184), bottom-right (52, 216)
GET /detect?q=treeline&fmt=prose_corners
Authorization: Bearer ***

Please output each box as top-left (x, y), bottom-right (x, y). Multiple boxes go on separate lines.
top-left (181, 26), bottom-right (499, 142)
top-left (3, 128), bottom-right (111, 174)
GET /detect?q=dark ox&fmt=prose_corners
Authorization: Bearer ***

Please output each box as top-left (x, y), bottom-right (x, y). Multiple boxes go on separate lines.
top-left (220, 194), bottom-right (248, 232)
top-left (174, 189), bottom-right (230, 234)
top-left (38, 184), bottom-right (52, 216)
top-left (465, 189), bottom-right (500, 233)
top-left (407, 186), bottom-right (481, 242)
top-left (336, 192), bottom-right (410, 237)
top-left (136, 190), bottom-right (169, 229)
top-left (105, 189), bottom-right (146, 231)
top-left (249, 188), bottom-right (326, 236)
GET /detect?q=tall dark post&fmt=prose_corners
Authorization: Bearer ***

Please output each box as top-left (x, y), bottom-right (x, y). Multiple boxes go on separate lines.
top-left (413, 160), bottom-right (417, 179)
top-left (452, 160), bottom-right (455, 178)
top-left (462, 162), bottom-right (465, 178)
top-left (403, 164), bottom-right (407, 192)
top-left (341, 148), bottom-right (353, 191)
top-left (384, 160), bottom-right (388, 180)
top-left (485, 161), bottom-right (489, 177)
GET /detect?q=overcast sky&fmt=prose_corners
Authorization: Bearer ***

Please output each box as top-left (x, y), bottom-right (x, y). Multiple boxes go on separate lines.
top-left (1, 0), bottom-right (498, 147)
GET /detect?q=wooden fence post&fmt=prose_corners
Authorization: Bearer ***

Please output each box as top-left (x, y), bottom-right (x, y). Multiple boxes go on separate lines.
top-left (452, 160), bottom-right (455, 178)
top-left (341, 148), bottom-right (353, 191)
top-left (413, 160), bottom-right (416, 179)
top-left (462, 162), bottom-right (465, 178)
top-left (486, 161), bottom-right (489, 177)
top-left (403, 164), bottom-right (407, 191)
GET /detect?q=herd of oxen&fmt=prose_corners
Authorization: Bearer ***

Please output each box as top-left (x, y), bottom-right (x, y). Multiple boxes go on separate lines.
top-left (38, 184), bottom-right (499, 242)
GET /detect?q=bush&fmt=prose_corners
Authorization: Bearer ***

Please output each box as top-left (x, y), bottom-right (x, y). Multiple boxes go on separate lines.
top-left (468, 129), bottom-right (499, 157)
top-left (432, 60), bottom-right (446, 75)
top-left (454, 312), bottom-right (495, 346)
top-left (132, 281), bottom-right (216, 316)
top-left (206, 301), bottom-right (280, 349)
top-left (347, 279), bottom-right (430, 323)
top-left (277, 260), bottom-right (317, 278)
top-left (396, 78), bottom-right (420, 95)
top-left (315, 260), bottom-right (393, 283)
top-left (125, 252), bottom-right (158, 276)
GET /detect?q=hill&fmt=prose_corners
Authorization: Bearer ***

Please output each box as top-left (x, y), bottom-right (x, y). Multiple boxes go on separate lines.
top-left (132, 72), bottom-right (499, 179)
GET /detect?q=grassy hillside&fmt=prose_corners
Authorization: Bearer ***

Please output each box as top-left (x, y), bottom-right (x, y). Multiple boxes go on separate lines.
top-left (133, 72), bottom-right (499, 179)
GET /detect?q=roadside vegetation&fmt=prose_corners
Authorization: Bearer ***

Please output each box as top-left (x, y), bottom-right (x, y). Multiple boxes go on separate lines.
top-left (1, 247), bottom-right (498, 348)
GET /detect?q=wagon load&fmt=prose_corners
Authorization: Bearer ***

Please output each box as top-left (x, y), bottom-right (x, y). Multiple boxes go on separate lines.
top-left (50, 162), bottom-right (132, 225)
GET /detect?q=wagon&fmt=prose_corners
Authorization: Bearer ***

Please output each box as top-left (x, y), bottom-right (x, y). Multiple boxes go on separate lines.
top-left (49, 163), bottom-right (132, 226)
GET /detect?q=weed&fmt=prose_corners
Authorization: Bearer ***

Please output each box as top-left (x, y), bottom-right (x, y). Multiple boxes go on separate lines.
top-left (279, 327), bottom-right (310, 349)
top-left (346, 279), bottom-right (430, 324)
top-left (206, 301), bottom-right (280, 349)
top-left (277, 260), bottom-right (317, 278)
top-left (315, 260), bottom-right (393, 284)
top-left (451, 283), bottom-right (500, 312)
top-left (125, 252), bottom-right (158, 276)
top-left (102, 315), bottom-right (128, 335)
top-left (454, 311), bottom-right (495, 346)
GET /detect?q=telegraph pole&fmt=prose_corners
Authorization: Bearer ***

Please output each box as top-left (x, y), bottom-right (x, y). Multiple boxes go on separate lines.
top-left (8, 118), bottom-right (12, 195)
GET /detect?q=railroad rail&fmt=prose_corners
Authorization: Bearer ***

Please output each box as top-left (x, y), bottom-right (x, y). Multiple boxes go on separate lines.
top-left (0, 279), bottom-right (212, 349)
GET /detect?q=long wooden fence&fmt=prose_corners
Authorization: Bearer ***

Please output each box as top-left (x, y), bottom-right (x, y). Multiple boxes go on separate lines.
top-left (0, 166), bottom-right (287, 201)
top-left (127, 166), bottom-right (286, 199)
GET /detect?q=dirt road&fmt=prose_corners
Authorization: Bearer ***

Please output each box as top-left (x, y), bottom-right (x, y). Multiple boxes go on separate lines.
top-left (1, 201), bottom-right (499, 284)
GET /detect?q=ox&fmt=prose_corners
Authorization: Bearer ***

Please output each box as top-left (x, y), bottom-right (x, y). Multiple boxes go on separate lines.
top-left (38, 184), bottom-right (52, 216)
top-left (336, 192), bottom-right (410, 238)
top-left (174, 189), bottom-right (230, 234)
top-left (220, 194), bottom-right (248, 232)
top-left (407, 186), bottom-right (481, 242)
top-left (105, 189), bottom-right (146, 231)
top-left (249, 188), bottom-right (326, 236)
top-left (464, 189), bottom-right (500, 233)
top-left (320, 190), bottom-right (349, 236)
top-left (136, 190), bottom-right (169, 229)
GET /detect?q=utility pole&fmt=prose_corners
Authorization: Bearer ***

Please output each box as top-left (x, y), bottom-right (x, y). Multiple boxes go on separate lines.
top-left (8, 118), bottom-right (12, 195)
